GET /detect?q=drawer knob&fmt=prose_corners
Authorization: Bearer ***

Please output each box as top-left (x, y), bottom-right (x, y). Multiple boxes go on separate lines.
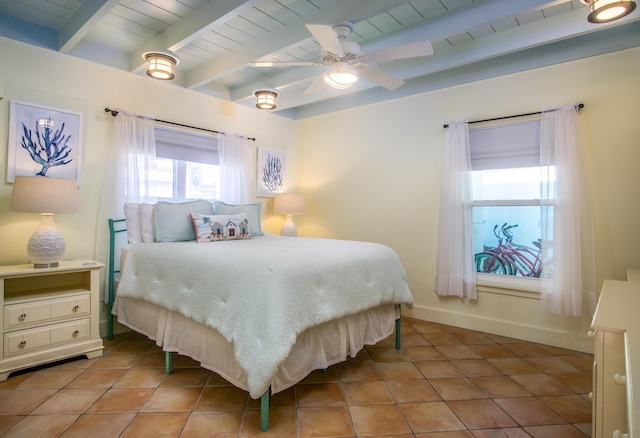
top-left (72, 305), bottom-right (80, 312)
top-left (19, 313), bottom-right (27, 321)
top-left (613, 373), bottom-right (627, 386)
top-left (587, 330), bottom-right (596, 339)
top-left (613, 430), bottom-right (629, 438)
top-left (19, 340), bottom-right (26, 347)
top-left (588, 391), bottom-right (593, 400)
top-left (73, 330), bottom-right (79, 337)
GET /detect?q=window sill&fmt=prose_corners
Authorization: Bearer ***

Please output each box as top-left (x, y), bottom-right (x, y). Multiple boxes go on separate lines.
top-left (476, 273), bottom-right (541, 299)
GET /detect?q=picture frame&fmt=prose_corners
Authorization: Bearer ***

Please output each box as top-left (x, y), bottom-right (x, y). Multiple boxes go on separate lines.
top-left (7, 100), bottom-right (83, 184)
top-left (257, 147), bottom-right (286, 197)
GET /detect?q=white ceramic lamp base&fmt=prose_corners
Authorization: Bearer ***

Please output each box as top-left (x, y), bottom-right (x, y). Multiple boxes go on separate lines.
top-left (280, 214), bottom-right (298, 237)
top-left (27, 213), bottom-right (66, 268)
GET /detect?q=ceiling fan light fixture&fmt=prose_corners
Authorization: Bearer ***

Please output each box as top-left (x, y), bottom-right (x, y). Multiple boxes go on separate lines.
top-left (254, 89), bottom-right (279, 110)
top-left (580, 0), bottom-right (636, 23)
top-left (143, 51), bottom-right (179, 80)
top-left (324, 65), bottom-right (358, 89)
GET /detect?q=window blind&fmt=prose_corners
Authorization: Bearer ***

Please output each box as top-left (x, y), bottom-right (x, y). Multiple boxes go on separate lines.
top-left (469, 120), bottom-right (540, 170)
top-left (154, 126), bottom-right (219, 165)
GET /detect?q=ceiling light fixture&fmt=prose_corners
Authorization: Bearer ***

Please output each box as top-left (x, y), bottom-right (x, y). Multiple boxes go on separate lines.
top-left (254, 89), bottom-right (279, 110)
top-left (143, 50), bottom-right (179, 80)
top-left (580, 0), bottom-right (636, 23)
top-left (323, 63), bottom-right (358, 89)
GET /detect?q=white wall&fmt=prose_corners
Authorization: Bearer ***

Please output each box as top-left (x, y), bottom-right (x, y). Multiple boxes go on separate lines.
top-left (296, 47), bottom-right (640, 353)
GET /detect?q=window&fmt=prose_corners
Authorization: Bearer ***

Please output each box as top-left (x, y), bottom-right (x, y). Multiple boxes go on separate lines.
top-left (470, 120), bottom-right (552, 283)
top-left (153, 127), bottom-right (220, 202)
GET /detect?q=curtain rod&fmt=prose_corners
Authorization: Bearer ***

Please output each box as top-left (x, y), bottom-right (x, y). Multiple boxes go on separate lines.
top-left (442, 103), bottom-right (584, 129)
top-left (104, 108), bottom-right (256, 142)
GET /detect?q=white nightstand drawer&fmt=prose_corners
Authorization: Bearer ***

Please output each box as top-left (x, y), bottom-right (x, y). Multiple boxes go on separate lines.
top-left (4, 318), bottom-right (90, 356)
top-left (4, 294), bottom-right (91, 330)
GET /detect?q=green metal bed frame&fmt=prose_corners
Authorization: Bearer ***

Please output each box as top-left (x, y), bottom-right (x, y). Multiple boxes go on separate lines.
top-left (107, 218), bottom-right (402, 432)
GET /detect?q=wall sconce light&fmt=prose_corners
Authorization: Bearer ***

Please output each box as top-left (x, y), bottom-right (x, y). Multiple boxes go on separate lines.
top-left (580, 0), bottom-right (636, 23)
top-left (273, 193), bottom-right (305, 237)
top-left (10, 176), bottom-right (79, 268)
top-left (254, 89), bottom-right (279, 109)
top-left (324, 63), bottom-right (359, 89)
top-left (143, 50), bottom-right (179, 80)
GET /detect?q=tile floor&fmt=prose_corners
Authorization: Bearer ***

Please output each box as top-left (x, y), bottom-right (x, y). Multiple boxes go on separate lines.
top-left (0, 318), bottom-right (594, 437)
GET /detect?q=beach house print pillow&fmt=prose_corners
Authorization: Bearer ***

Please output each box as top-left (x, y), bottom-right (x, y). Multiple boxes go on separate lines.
top-left (190, 213), bottom-right (252, 242)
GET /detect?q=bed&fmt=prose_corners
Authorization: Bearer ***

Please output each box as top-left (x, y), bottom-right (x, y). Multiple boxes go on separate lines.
top-left (107, 199), bottom-right (413, 432)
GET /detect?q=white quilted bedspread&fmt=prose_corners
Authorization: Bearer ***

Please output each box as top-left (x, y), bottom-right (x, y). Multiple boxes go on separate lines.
top-left (114, 234), bottom-right (413, 398)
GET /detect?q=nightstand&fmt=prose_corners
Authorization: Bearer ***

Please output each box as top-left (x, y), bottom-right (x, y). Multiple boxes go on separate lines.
top-left (0, 260), bottom-right (104, 381)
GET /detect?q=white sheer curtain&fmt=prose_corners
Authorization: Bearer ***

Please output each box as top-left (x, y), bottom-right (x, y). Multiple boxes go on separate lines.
top-left (540, 104), bottom-right (596, 316)
top-left (434, 122), bottom-right (477, 299)
top-left (219, 133), bottom-right (251, 204)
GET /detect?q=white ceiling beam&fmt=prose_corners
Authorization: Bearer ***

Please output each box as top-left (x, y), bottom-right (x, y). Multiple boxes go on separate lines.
top-left (129, 0), bottom-right (261, 73)
top-left (184, 0), bottom-right (410, 89)
top-left (58, 0), bottom-right (119, 53)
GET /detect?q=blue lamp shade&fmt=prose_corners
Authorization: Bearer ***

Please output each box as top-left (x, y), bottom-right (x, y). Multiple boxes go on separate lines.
top-left (10, 176), bottom-right (78, 268)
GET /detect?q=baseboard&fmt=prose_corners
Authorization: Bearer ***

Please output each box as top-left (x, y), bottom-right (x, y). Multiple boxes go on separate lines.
top-left (404, 305), bottom-right (594, 354)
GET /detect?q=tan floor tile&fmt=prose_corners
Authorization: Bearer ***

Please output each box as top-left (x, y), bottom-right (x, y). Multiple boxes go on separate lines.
top-left (524, 424), bottom-right (590, 437)
top-left (141, 386), bottom-right (202, 411)
top-left (424, 334), bottom-right (465, 346)
top-left (556, 354), bottom-right (594, 372)
top-left (470, 344), bottom-right (518, 359)
top-left (207, 371), bottom-right (237, 386)
top-left (436, 345), bottom-right (483, 360)
top-left (376, 361), bottom-right (424, 380)
top-left (484, 334), bottom-right (523, 344)
top-left (297, 382), bottom-right (345, 407)
top-left (0, 373), bottom-right (33, 389)
top-left (342, 380), bottom-right (394, 404)
top-left (523, 356), bottom-right (582, 374)
top-left (454, 333), bottom-right (496, 345)
top-left (113, 367), bottom-right (166, 388)
top-left (336, 361), bottom-right (380, 382)
top-left (510, 374), bottom-right (573, 396)
top-left (386, 379), bottom-right (441, 403)
top-left (470, 428), bottom-right (531, 437)
top-left (0, 415), bottom-right (21, 434)
top-left (240, 406), bottom-right (296, 437)
top-left (1, 414), bottom-right (77, 438)
top-left (195, 385), bottom-right (248, 410)
top-left (447, 399), bottom-right (517, 429)
top-left (539, 394), bottom-right (593, 423)
top-left (17, 368), bottom-right (84, 389)
top-left (429, 378), bottom-right (487, 401)
top-left (247, 386), bottom-right (296, 409)
top-left (415, 360), bottom-right (464, 379)
top-left (504, 343), bottom-right (552, 357)
top-left (120, 412), bottom-right (189, 437)
top-left (400, 401), bottom-right (466, 433)
top-left (301, 367), bottom-right (341, 384)
top-left (451, 359), bottom-right (503, 377)
top-left (111, 338), bottom-right (156, 353)
top-left (33, 388), bottom-right (105, 414)
top-left (160, 366), bottom-right (211, 387)
top-left (470, 376), bottom-right (531, 398)
top-left (412, 323), bottom-right (450, 335)
top-left (88, 388), bottom-right (154, 412)
top-left (91, 352), bottom-right (143, 368)
top-left (349, 404), bottom-right (411, 435)
top-left (404, 346), bottom-right (447, 361)
top-left (0, 389), bottom-right (57, 414)
top-left (494, 397), bottom-right (568, 426)
top-left (488, 357), bottom-right (543, 375)
top-left (66, 368), bottom-right (127, 388)
top-left (60, 413), bottom-right (135, 437)
top-left (175, 354), bottom-right (201, 367)
top-left (551, 372), bottom-right (593, 393)
top-left (134, 351), bottom-right (170, 368)
top-left (416, 432), bottom-right (473, 437)
top-left (298, 406), bottom-right (354, 437)
top-left (182, 410), bottom-right (244, 437)
top-left (367, 347), bottom-right (411, 362)
top-left (400, 333), bottom-right (432, 347)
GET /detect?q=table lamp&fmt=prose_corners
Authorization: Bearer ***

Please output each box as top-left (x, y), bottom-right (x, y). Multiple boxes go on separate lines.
top-left (273, 193), bottom-right (305, 236)
top-left (10, 176), bottom-right (79, 268)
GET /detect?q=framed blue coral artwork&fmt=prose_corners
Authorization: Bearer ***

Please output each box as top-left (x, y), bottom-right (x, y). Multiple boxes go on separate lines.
top-left (257, 147), bottom-right (286, 197)
top-left (7, 100), bottom-right (82, 184)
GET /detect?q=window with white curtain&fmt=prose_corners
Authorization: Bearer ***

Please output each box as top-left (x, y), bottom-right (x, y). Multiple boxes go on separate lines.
top-left (153, 127), bottom-right (220, 201)
top-left (471, 120), bottom-right (551, 290)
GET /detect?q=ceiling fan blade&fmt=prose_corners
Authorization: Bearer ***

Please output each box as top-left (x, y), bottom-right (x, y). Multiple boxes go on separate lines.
top-left (361, 41), bottom-right (433, 64)
top-left (305, 24), bottom-right (344, 56)
top-left (251, 61), bottom-right (321, 68)
top-left (303, 75), bottom-right (329, 95)
top-left (355, 65), bottom-right (405, 90)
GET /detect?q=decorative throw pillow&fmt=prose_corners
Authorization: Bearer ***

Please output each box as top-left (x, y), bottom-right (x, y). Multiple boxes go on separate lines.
top-left (190, 213), bottom-right (252, 242)
top-left (153, 200), bottom-right (214, 242)
top-left (213, 201), bottom-right (263, 236)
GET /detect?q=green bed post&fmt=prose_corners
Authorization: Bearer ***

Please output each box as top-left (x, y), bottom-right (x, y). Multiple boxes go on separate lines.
top-left (107, 219), bottom-right (116, 340)
top-left (260, 390), bottom-right (269, 431)
top-left (165, 352), bottom-right (173, 374)
top-left (395, 305), bottom-right (401, 349)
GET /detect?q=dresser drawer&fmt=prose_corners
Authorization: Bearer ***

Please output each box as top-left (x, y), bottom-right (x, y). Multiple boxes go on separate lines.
top-left (4, 318), bottom-right (90, 357)
top-left (4, 294), bottom-right (90, 330)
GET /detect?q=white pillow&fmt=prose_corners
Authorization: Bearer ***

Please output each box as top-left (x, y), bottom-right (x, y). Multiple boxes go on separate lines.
top-left (124, 203), bottom-right (142, 244)
top-left (139, 203), bottom-right (155, 242)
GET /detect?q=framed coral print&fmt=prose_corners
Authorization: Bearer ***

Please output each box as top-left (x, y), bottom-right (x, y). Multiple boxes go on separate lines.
top-left (257, 147), bottom-right (286, 197)
top-left (7, 100), bottom-right (82, 184)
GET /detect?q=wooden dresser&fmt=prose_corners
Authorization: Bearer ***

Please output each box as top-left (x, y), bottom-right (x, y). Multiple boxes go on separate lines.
top-left (591, 268), bottom-right (640, 438)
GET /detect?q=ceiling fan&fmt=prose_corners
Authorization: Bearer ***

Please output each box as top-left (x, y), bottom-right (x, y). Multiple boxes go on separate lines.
top-left (251, 21), bottom-right (434, 95)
